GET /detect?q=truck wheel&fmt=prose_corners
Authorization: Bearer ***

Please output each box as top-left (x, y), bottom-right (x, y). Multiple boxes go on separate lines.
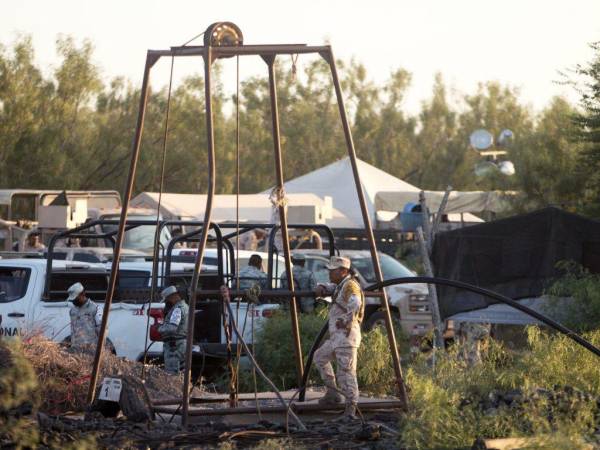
top-left (364, 310), bottom-right (399, 332)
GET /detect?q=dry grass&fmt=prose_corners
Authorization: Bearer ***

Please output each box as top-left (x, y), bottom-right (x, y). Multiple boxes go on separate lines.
top-left (20, 334), bottom-right (183, 414)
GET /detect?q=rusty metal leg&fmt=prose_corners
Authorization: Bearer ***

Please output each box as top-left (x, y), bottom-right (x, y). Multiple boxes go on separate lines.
top-left (262, 54), bottom-right (304, 386)
top-left (87, 53), bottom-right (160, 404)
top-left (182, 46), bottom-right (217, 427)
top-left (321, 48), bottom-right (409, 408)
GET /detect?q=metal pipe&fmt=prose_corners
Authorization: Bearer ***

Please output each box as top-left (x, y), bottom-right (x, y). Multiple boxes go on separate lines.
top-left (161, 221), bottom-right (223, 281)
top-left (264, 55), bottom-right (304, 385)
top-left (153, 399), bottom-right (403, 416)
top-left (87, 53), bottom-right (158, 404)
top-left (416, 227), bottom-right (444, 349)
top-left (192, 289), bottom-right (384, 298)
top-left (182, 46), bottom-right (217, 427)
top-left (322, 48), bottom-right (408, 407)
top-left (147, 44), bottom-right (331, 59)
top-left (152, 394), bottom-right (292, 406)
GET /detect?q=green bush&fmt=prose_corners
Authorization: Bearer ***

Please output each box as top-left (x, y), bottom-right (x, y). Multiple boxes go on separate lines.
top-left (399, 328), bottom-right (600, 449)
top-left (357, 326), bottom-right (397, 396)
top-left (546, 261), bottom-right (600, 332)
top-left (239, 310), bottom-right (326, 391)
top-left (238, 308), bottom-right (403, 395)
top-left (0, 339), bottom-right (39, 449)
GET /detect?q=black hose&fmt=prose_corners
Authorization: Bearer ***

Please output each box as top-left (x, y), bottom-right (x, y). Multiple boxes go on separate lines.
top-left (298, 276), bottom-right (600, 402)
top-left (298, 321), bottom-right (328, 402)
top-left (366, 277), bottom-right (600, 358)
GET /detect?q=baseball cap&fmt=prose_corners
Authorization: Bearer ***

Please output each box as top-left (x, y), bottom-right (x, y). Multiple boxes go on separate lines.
top-left (160, 285), bottom-right (178, 302)
top-left (325, 256), bottom-right (351, 270)
top-left (67, 282), bottom-right (84, 301)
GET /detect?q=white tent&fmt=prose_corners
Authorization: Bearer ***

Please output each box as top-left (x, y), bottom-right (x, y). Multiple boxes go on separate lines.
top-left (262, 157), bottom-right (420, 228)
top-left (130, 192), bottom-right (351, 225)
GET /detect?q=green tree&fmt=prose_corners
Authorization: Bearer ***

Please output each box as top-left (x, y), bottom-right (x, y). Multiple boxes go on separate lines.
top-left (511, 97), bottom-right (585, 211)
top-left (0, 36), bottom-right (53, 187)
top-left (413, 73), bottom-right (459, 189)
top-left (573, 42), bottom-right (600, 216)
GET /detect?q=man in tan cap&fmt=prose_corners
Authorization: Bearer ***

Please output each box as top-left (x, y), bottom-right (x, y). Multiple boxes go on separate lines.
top-left (314, 255), bottom-right (365, 419)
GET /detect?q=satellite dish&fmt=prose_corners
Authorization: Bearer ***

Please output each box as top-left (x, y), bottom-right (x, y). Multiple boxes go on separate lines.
top-left (497, 129), bottom-right (514, 147)
top-left (498, 160), bottom-right (516, 176)
top-left (474, 161), bottom-right (497, 177)
top-left (470, 129), bottom-right (494, 151)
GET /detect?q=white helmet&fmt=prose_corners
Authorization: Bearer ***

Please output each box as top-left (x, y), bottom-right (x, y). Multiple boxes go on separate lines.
top-left (67, 282), bottom-right (85, 302)
top-left (160, 285), bottom-right (179, 302)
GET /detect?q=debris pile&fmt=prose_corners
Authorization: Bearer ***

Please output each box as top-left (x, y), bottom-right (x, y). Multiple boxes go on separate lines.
top-left (461, 385), bottom-right (599, 417)
top-left (20, 335), bottom-right (183, 414)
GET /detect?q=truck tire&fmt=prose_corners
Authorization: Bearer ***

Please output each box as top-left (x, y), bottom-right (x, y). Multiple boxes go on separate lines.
top-left (363, 310), bottom-right (400, 332)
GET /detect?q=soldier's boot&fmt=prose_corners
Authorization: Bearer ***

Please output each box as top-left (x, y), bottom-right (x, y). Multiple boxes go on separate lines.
top-left (343, 402), bottom-right (358, 419)
top-left (318, 387), bottom-right (343, 406)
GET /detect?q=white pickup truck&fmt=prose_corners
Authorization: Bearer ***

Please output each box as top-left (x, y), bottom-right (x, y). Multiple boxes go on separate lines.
top-left (0, 258), bottom-right (279, 365)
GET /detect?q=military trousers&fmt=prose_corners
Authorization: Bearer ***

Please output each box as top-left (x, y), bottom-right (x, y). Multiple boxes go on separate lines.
top-left (314, 339), bottom-right (359, 405)
top-left (163, 339), bottom-right (186, 374)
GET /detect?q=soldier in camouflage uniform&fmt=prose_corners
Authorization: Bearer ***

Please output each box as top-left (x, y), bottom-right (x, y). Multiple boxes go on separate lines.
top-left (236, 254), bottom-right (268, 291)
top-left (280, 254), bottom-right (316, 313)
top-left (67, 282), bottom-right (103, 352)
top-left (314, 256), bottom-right (365, 419)
top-left (158, 286), bottom-right (189, 374)
top-left (457, 321), bottom-right (491, 365)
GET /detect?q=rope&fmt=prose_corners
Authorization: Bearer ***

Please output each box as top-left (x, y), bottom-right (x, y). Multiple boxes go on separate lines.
top-left (244, 285), bottom-right (261, 304)
top-left (221, 286), bottom-right (306, 431)
top-left (223, 294), bottom-right (237, 407)
top-left (269, 186), bottom-right (288, 210)
top-left (141, 54), bottom-right (175, 379)
top-left (250, 303), bottom-right (262, 420)
top-left (181, 31), bottom-right (206, 47)
top-left (290, 54), bottom-right (299, 81)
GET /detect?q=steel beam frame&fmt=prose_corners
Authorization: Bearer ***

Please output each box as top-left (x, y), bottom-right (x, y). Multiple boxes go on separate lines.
top-left (87, 39), bottom-right (409, 425)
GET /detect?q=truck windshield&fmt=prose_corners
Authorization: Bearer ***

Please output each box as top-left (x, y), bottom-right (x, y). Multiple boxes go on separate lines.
top-left (0, 267), bottom-right (30, 303)
top-left (101, 215), bottom-right (171, 253)
top-left (349, 254), bottom-right (414, 284)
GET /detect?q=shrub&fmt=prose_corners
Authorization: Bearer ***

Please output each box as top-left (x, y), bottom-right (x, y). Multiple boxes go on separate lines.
top-left (239, 310), bottom-right (326, 391)
top-left (546, 261), bottom-right (600, 332)
top-left (0, 339), bottom-right (39, 448)
top-left (357, 326), bottom-right (397, 396)
top-left (399, 328), bottom-right (600, 449)
top-left (238, 308), bottom-right (404, 395)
